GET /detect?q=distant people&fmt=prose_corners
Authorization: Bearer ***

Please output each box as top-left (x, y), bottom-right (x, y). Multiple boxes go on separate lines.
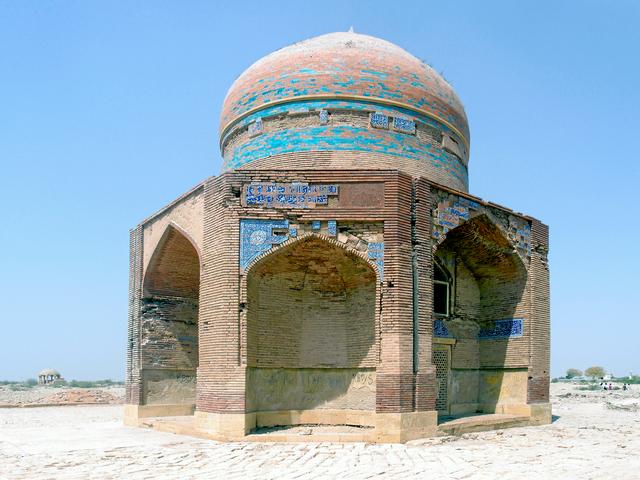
top-left (608, 382), bottom-right (613, 391)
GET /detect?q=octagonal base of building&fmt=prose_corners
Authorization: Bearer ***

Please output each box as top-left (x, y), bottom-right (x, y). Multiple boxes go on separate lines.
top-left (124, 404), bottom-right (552, 443)
top-left (125, 169), bottom-right (551, 445)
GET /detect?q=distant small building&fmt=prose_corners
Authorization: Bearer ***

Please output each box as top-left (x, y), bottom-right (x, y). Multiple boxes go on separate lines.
top-left (38, 369), bottom-right (61, 385)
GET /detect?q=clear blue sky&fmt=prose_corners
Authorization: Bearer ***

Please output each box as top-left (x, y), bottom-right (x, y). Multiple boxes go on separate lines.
top-left (1, 1), bottom-right (638, 381)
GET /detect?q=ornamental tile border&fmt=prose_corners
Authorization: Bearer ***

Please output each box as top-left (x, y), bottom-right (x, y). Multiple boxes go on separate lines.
top-left (433, 318), bottom-right (524, 340)
top-left (239, 218), bottom-right (289, 270)
top-left (367, 242), bottom-right (384, 281)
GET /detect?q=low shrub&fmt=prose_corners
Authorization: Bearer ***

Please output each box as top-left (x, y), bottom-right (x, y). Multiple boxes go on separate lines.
top-left (577, 384), bottom-right (601, 391)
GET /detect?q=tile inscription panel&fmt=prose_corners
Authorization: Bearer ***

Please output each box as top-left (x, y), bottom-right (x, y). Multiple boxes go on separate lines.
top-left (242, 182), bottom-right (339, 209)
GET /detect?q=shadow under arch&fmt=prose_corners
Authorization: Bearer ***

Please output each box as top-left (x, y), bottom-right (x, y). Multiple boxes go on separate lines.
top-left (140, 224), bottom-right (201, 409)
top-left (243, 233), bottom-right (380, 426)
top-left (433, 214), bottom-right (528, 417)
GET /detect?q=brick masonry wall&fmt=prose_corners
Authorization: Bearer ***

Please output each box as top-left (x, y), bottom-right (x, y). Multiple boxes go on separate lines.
top-left (127, 169), bottom-right (549, 418)
top-left (528, 220), bottom-right (550, 403)
top-left (140, 297), bottom-right (198, 370)
top-left (137, 223), bottom-right (201, 407)
top-left (197, 176), bottom-right (247, 413)
top-left (141, 186), bottom-right (204, 277)
top-left (246, 237), bottom-right (377, 369)
top-left (222, 107), bottom-right (468, 191)
top-left (413, 178), bottom-right (438, 411)
top-left (425, 183), bottom-right (548, 410)
top-left (126, 226), bottom-right (143, 405)
top-left (233, 149), bottom-right (468, 193)
top-left (194, 170), bottom-right (423, 415)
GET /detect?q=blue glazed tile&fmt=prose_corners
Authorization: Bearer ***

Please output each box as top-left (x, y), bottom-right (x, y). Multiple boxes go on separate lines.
top-left (311, 220), bottom-right (321, 230)
top-left (392, 116), bottom-right (416, 134)
top-left (478, 318), bottom-right (524, 339)
top-left (248, 118), bottom-right (263, 136)
top-left (239, 218), bottom-right (289, 270)
top-left (370, 112), bottom-right (389, 129)
top-left (367, 242), bottom-right (384, 280)
top-left (327, 220), bottom-right (337, 236)
top-left (288, 227), bottom-right (298, 237)
top-left (433, 319), bottom-right (451, 338)
top-left (319, 109), bottom-right (329, 125)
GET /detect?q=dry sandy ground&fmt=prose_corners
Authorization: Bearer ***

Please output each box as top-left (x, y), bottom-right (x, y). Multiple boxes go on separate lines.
top-left (0, 386), bottom-right (124, 406)
top-left (0, 383), bottom-right (639, 480)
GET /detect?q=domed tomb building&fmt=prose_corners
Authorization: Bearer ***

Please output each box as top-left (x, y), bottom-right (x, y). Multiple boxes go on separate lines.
top-left (125, 32), bottom-right (551, 442)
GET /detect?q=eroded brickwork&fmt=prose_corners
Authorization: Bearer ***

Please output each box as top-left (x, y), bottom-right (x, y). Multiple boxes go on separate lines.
top-left (126, 226), bottom-right (143, 404)
top-left (127, 169), bottom-right (550, 436)
top-left (528, 220), bottom-right (551, 403)
top-left (246, 236), bottom-right (377, 369)
top-left (137, 220), bottom-right (201, 407)
top-left (126, 32), bottom-right (551, 440)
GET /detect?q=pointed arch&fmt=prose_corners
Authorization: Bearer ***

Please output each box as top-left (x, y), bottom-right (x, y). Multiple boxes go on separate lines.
top-left (245, 232), bottom-right (382, 284)
top-left (140, 223), bottom-right (201, 407)
top-left (143, 223), bottom-right (202, 298)
top-left (243, 233), bottom-right (379, 422)
top-left (433, 214), bottom-right (529, 416)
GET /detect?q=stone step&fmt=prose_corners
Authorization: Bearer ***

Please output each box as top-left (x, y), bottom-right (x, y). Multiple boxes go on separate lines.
top-left (437, 414), bottom-right (530, 436)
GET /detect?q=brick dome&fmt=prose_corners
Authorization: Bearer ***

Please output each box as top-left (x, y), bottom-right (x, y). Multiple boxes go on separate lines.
top-left (219, 31), bottom-right (471, 191)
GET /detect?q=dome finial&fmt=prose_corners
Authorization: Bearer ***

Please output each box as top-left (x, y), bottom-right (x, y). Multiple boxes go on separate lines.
top-left (348, 26), bottom-right (354, 33)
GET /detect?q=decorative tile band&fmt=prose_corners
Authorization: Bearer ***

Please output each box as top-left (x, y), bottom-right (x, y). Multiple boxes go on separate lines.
top-left (367, 242), bottom-right (384, 280)
top-left (327, 220), bottom-right (337, 236)
top-left (239, 219), bottom-right (289, 270)
top-left (433, 318), bottom-right (524, 340)
top-left (433, 319), bottom-right (451, 338)
top-left (243, 182), bottom-right (339, 209)
top-left (221, 99), bottom-right (466, 150)
top-left (240, 219), bottom-right (384, 280)
top-left (431, 190), bottom-right (532, 259)
top-left (479, 318), bottom-right (524, 339)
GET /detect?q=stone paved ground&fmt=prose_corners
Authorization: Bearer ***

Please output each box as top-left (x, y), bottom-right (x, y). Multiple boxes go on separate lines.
top-left (1, 384), bottom-right (639, 479)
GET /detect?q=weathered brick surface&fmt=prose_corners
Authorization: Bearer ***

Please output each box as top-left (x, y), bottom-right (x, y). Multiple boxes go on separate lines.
top-left (528, 220), bottom-right (550, 403)
top-left (126, 226), bottom-right (143, 405)
top-left (127, 171), bottom-right (550, 421)
top-left (246, 236), bottom-right (377, 369)
top-left (126, 31), bottom-right (551, 439)
top-left (127, 174), bottom-right (550, 430)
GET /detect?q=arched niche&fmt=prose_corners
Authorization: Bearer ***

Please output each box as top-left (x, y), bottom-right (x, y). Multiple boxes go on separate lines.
top-left (140, 224), bottom-right (201, 408)
top-left (244, 234), bottom-right (379, 427)
top-left (434, 215), bottom-right (528, 416)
